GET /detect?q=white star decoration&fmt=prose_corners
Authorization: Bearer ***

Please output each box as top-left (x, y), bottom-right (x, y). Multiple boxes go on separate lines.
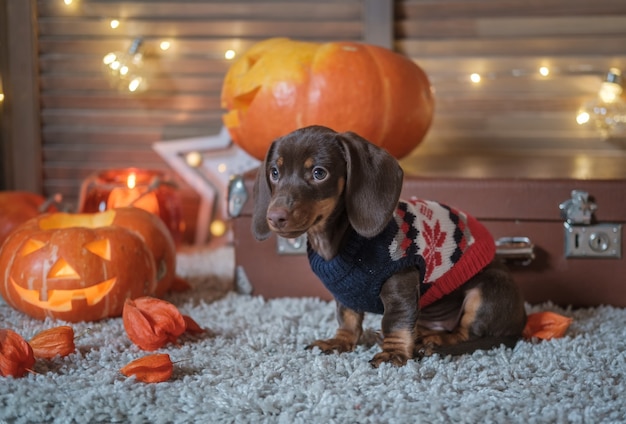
top-left (153, 127), bottom-right (259, 245)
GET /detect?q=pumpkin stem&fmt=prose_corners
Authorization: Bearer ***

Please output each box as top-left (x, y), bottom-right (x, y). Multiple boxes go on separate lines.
top-left (38, 193), bottom-right (65, 213)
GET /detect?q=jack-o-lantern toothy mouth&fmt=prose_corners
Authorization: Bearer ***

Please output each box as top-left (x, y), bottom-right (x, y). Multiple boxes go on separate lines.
top-left (11, 278), bottom-right (117, 312)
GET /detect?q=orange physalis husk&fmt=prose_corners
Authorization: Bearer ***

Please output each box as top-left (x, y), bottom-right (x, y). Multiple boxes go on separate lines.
top-left (182, 315), bottom-right (206, 335)
top-left (123, 297), bottom-right (186, 351)
top-left (0, 328), bottom-right (36, 378)
top-left (120, 353), bottom-right (173, 383)
top-left (29, 326), bottom-right (76, 359)
top-left (523, 311), bottom-right (573, 340)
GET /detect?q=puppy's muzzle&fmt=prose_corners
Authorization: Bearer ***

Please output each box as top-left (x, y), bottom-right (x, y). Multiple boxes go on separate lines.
top-left (267, 206), bottom-right (289, 231)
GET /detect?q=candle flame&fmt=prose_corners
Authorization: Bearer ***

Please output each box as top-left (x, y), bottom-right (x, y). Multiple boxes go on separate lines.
top-left (127, 173), bottom-right (137, 189)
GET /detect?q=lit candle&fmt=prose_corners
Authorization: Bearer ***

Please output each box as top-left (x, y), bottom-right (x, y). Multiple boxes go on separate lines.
top-left (79, 168), bottom-right (184, 244)
top-left (106, 171), bottom-right (160, 214)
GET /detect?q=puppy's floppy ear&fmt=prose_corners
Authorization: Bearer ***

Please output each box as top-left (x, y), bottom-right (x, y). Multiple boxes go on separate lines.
top-left (338, 131), bottom-right (403, 238)
top-left (251, 141), bottom-right (275, 241)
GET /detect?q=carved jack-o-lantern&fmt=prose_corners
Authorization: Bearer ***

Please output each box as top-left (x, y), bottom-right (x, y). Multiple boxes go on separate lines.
top-left (0, 208), bottom-right (175, 322)
top-left (221, 37), bottom-right (434, 160)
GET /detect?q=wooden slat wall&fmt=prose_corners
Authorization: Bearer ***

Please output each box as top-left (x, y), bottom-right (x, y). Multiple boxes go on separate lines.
top-left (37, 0), bottom-right (364, 206)
top-left (5, 0), bottom-right (626, 217)
top-left (1, 0), bottom-right (42, 193)
top-left (395, 0), bottom-right (626, 155)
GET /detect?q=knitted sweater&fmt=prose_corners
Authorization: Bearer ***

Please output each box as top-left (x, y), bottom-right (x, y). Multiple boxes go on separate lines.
top-left (308, 199), bottom-right (496, 314)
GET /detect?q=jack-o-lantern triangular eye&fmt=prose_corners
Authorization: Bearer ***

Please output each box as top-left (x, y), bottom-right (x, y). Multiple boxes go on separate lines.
top-left (84, 239), bottom-right (111, 260)
top-left (48, 258), bottom-right (80, 279)
top-left (20, 239), bottom-right (47, 257)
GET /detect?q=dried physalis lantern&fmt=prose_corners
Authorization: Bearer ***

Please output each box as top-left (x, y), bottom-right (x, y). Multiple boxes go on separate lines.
top-left (120, 353), bottom-right (174, 383)
top-left (29, 326), bottom-right (76, 359)
top-left (182, 315), bottom-right (206, 335)
top-left (0, 328), bottom-right (35, 378)
top-left (123, 297), bottom-right (186, 351)
top-left (523, 311), bottom-right (573, 340)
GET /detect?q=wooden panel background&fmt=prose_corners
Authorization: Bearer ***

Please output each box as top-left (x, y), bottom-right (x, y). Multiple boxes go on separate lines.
top-left (36, 0), bottom-right (364, 209)
top-left (2, 0), bottom-right (626, 241)
top-left (1, 0), bottom-right (42, 193)
top-left (395, 0), bottom-right (626, 156)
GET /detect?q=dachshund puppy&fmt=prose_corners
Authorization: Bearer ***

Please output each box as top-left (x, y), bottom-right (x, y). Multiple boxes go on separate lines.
top-left (252, 125), bottom-right (526, 367)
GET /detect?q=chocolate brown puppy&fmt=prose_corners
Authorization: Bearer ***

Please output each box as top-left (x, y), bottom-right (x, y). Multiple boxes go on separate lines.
top-left (252, 125), bottom-right (526, 367)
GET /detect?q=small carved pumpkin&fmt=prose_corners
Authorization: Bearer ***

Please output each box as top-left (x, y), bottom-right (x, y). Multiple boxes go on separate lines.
top-left (0, 191), bottom-right (57, 247)
top-left (221, 37), bottom-right (434, 160)
top-left (0, 208), bottom-right (175, 322)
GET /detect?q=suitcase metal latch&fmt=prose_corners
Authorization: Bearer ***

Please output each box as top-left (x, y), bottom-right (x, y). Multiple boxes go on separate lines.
top-left (559, 190), bottom-right (597, 225)
top-left (495, 237), bottom-right (535, 266)
top-left (227, 175), bottom-right (248, 218)
top-left (559, 190), bottom-right (622, 258)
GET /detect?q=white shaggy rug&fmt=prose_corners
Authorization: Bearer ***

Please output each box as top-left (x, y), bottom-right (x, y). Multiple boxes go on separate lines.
top-left (1, 245), bottom-right (625, 424)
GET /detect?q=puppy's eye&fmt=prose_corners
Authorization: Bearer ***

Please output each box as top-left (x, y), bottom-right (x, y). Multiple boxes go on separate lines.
top-left (312, 166), bottom-right (328, 181)
top-left (269, 167), bottom-right (279, 182)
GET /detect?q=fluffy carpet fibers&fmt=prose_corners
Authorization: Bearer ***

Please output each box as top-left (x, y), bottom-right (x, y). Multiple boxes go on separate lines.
top-left (1, 246), bottom-right (625, 424)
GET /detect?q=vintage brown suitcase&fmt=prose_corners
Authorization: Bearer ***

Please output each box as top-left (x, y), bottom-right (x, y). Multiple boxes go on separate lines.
top-left (230, 152), bottom-right (626, 308)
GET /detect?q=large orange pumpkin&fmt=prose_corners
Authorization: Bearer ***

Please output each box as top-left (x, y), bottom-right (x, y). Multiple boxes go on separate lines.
top-left (221, 37), bottom-right (434, 160)
top-left (0, 191), bottom-right (57, 247)
top-left (0, 208), bottom-right (176, 322)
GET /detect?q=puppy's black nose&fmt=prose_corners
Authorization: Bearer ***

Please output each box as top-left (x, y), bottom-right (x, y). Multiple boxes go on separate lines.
top-left (267, 208), bottom-right (289, 229)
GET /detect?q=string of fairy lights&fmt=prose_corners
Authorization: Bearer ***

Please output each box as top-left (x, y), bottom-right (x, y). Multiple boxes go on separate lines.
top-left (60, 0), bottom-right (237, 93)
top-left (3, 0), bottom-right (623, 138)
top-left (451, 65), bottom-right (625, 138)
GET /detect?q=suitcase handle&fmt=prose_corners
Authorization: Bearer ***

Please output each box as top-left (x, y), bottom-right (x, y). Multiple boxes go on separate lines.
top-left (495, 237), bottom-right (535, 266)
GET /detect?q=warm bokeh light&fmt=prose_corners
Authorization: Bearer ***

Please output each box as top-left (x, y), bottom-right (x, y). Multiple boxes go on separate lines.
top-left (576, 111), bottom-right (590, 125)
top-left (539, 66), bottom-right (550, 77)
top-left (110, 19), bottom-right (120, 29)
top-left (598, 75), bottom-right (622, 103)
top-left (185, 151), bottom-right (203, 168)
top-left (102, 52), bottom-right (117, 65)
top-left (210, 220), bottom-right (227, 237)
top-left (470, 73), bottom-right (481, 83)
top-left (224, 50), bottom-right (236, 60)
top-left (128, 77), bottom-right (143, 93)
top-left (160, 41), bottom-right (171, 51)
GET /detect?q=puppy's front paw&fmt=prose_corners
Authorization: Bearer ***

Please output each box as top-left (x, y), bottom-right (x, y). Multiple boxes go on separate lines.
top-left (370, 352), bottom-right (411, 368)
top-left (414, 343), bottom-right (436, 359)
top-left (306, 338), bottom-right (356, 355)
top-left (414, 335), bottom-right (443, 358)
top-left (369, 350), bottom-right (410, 368)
